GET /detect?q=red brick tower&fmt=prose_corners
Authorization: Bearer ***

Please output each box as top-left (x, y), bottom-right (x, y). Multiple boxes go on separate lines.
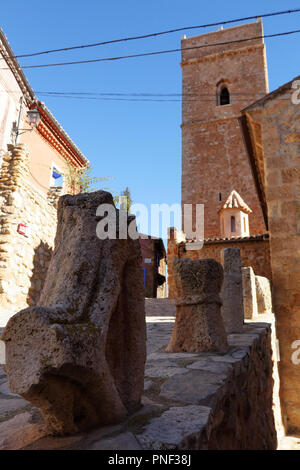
top-left (181, 20), bottom-right (268, 238)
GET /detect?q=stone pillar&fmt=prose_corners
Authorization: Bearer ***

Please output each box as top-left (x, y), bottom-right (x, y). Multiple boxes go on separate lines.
top-left (221, 248), bottom-right (244, 333)
top-left (1, 190), bottom-right (146, 435)
top-left (242, 267), bottom-right (258, 319)
top-left (166, 258), bottom-right (229, 353)
top-left (255, 275), bottom-right (273, 314)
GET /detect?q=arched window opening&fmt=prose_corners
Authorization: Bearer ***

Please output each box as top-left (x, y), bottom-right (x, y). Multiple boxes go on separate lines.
top-left (220, 86), bottom-right (230, 106)
top-left (231, 216), bottom-right (236, 233)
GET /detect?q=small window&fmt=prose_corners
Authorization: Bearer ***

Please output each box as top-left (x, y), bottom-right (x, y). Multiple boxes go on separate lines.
top-left (51, 166), bottom-right (64, 187)
top-left (220, 87), bottom-right (230, 106)
top-left (219, 192), bottom-right (222, 201)
top-left (243, 217), bottom-right (247, 233)
top-left (217, 82), bottom-right (230, 106)
top-left (231, 216), bottom-right (236, 233)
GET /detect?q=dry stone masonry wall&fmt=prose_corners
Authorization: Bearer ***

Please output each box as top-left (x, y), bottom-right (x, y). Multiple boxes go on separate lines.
top-left (0, 144), bottom-right (58, 324)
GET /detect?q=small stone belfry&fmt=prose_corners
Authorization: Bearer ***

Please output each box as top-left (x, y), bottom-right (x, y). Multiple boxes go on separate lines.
top-left (219, 190), bottom-right (252, 238)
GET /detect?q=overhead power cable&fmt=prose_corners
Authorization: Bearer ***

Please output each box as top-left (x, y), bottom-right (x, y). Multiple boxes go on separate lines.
top-left (1, 28), bottom-right (299, 70)
top-left (35, 93), bottom-right (291, 103)
top-left (3, 8), bottom-right (300, 60)
top-left (0, 89), bottom-right (293, 102)
top-left (33, 90), bottom-right (271, 97)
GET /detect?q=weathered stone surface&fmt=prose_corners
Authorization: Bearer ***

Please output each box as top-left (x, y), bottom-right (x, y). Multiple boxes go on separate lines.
top-left (145, 298), bottom-right (176, 317)
top-left (221, 248), bottom-right (244, 333)
top-left (187, 359), bottom-right (232, 374)
top-left (1, 191), bottom-right (146, 435)
top-left (160, 369), bottom-right (227, 407)
top-left (0, 397), bottom-right (30, 418)
top-left (255, 275), bottom-right (273, 314)
top-left (166, 258), bottom-right (228, 353)
top-left (0, 411), bottom-right (46, 450)
top-left (242, 266), bottom-right (258, 319)
top-left (137, 406), bottom-right (212, 450)
top-left (87, 432), bottom-right (142, 450)
top-left (145, 363), bottom-right (189, 378)
top-left (0, 381), bottom-right (19, 397)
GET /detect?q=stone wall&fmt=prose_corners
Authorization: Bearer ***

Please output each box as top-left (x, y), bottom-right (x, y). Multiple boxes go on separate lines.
top-left (1, 303), bottom-right (277, 450)
top-left (0, 144), bottom-right (58, 324)
top-left (140, 321), bottom-right (276, 450)
top-left (243, 85), bottom-right (300, 433)
top-left (167, 231), bottom-right (271, 298)
top-left (181, 20), bottom-right (268, 238)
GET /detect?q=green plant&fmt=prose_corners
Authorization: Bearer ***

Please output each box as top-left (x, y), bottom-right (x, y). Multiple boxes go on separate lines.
top-left (61, 160), bottom-right (113, 194)
top-left (114, 186), bottom-right (132, 212)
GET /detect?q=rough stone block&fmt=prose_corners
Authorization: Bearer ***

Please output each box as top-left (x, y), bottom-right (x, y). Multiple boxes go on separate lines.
top-left (1, 191), bottom-right (146, 435)
top-left (242, 267), bottom-right (258, 319)
top-left (166, 258), bottom-right (228, 353)
top-left (255, 275), bottom-right (273, 314)
top-left (221, 248), bottom-right (244, 333)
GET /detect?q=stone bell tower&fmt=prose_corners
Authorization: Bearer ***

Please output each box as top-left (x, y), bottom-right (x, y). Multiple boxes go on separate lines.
top-left (181, 20), bottom-right (269, 238)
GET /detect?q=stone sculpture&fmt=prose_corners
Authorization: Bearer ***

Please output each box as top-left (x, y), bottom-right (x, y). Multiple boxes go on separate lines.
top-left (1, 191), bottom-right (146, 435)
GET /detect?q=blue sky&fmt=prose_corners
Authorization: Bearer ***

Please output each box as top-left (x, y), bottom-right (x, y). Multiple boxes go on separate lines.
top-left (1, 1), bottom-right (300, 235)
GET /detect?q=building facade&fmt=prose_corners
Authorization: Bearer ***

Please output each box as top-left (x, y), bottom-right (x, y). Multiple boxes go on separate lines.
top-left (0, 28), bottom-right (87, 325)
top-left (139, 236), bottom-right (166, 298)
top-left (240, 76), bottom-right (300, 433)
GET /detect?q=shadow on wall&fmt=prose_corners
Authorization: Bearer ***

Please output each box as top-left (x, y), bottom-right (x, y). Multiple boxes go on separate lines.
top-left (27, 241), bottom-right (53, 306)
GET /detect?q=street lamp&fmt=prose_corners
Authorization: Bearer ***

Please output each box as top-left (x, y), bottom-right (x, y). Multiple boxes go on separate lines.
top-left (27, 108), bottom-right (41, 129)
top-left (13, 97), bottom-right (41, 145)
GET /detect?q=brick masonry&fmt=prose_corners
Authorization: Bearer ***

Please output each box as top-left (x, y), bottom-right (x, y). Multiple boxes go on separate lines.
top-left (181, 20), bottom-right (268, 238)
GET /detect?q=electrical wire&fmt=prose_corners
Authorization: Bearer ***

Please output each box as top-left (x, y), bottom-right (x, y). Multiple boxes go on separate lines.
top-left (35, 95), bottom-right (291, 103)
top-left (1, 28), bottom-right (300, 70)
top-left (0, 89), bottom-right (293, 103)
top-left (2, 8), bottom-right (300, 60)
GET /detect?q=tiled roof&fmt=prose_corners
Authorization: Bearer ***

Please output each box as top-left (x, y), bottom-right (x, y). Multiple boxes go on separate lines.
top-left (221, 189), bottom-right (252, 214)
top-left (0, 28), bottom-right (88, 167)
top-left (185, 233), bottom-right (269, 244)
